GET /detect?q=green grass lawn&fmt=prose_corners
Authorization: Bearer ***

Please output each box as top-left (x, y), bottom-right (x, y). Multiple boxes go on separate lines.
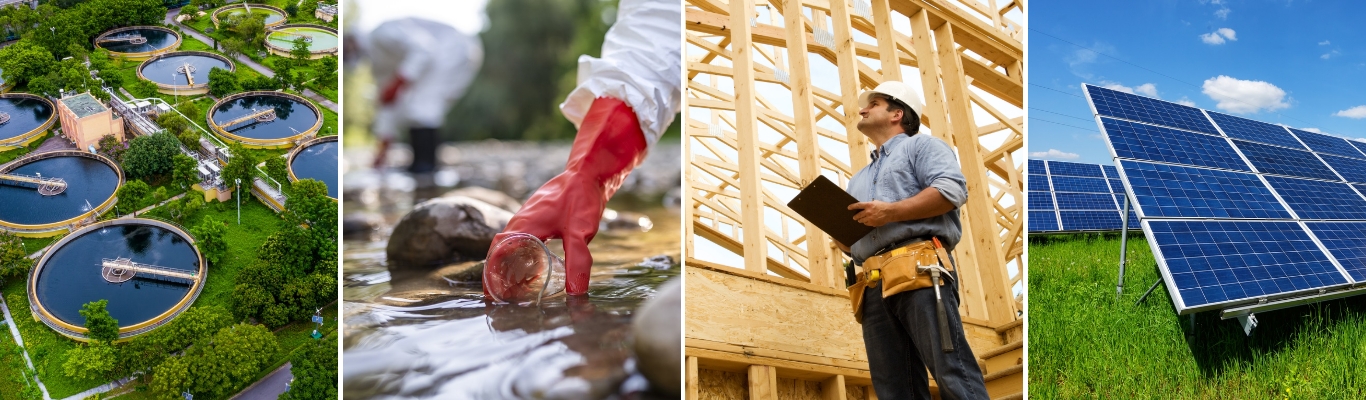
top-left (1028, 234), bottom-right (1366, 399)
top-left (0, 316), bottom-right (40, 400)
top-left (0, 131), bottom-right (49, 165)
top-left (1, 280), bottom-right (106, 398)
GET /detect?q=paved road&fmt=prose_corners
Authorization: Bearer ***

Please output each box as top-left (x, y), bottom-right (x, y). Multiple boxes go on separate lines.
top-left (231, 362), bottom-right (293, 400)
top-left (162, 9), bottom-right (338, 113)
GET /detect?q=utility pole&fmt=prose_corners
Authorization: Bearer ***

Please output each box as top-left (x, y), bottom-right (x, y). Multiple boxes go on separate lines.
top-left (236, 178), bottom-right (241, 224)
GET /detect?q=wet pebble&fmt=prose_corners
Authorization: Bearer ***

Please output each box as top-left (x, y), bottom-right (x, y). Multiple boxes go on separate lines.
top-left (631, 278), bottom-right (681, 396)
top-left (342, 211), bottom-right (384, 240)
top-left (441, 186), bottom-right (523, 212)
top-left (386, 196), bottom-right (512, 269)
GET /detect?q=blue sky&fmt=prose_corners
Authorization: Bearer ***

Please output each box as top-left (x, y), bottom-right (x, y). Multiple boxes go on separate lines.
top-left (1030, 0), bottom-right (1366, 165)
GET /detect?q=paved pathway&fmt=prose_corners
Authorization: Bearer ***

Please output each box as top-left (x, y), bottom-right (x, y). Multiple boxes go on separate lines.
top-left (163, 9), bottom-right (338, 113)
top-left (230, 362), bottom-right (293, 400)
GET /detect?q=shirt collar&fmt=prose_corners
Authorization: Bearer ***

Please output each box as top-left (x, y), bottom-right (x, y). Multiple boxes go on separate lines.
top-left (870, 133), bottom-right (908, 161)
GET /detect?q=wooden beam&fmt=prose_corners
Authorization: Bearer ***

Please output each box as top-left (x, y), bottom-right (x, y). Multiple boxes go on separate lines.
top-left (782, 0), bottom-right (834, 289)
top-left (829, 0), bottom-right (869, 173)
top-left (729, 0), bottom-right (769, 274)
top-left (687, 356), bottom-right (700, 400)
top-left (749, 365), bottom-right (777, 400)
top-left (822, 374), bottom-right (847, 400)
top-left (870, 0), bottom-right (901, 81)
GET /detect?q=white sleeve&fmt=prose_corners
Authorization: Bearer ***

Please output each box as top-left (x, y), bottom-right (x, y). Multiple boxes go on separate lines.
top-left (558, 0), bottom-right (681, 148)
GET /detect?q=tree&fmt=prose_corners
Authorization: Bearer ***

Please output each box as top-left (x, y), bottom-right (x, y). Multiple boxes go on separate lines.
top-left (121, 305), bottom-right (234, 375)
top-left (220, 37), bottom-right (247, 60)
top-left (123, 132), bottom-right (181, 180)
top-left (150, 186), bottom-right (168, 206)
top-left (172, 154), bottom-right (199, 189)
top-left (279, 332), bottom-right (336, 400)
top-left (63, 340), bottom-right (118, 381)
top-left (208, 67), bottom-right (240, 97)
top-left (118, 179), bottom-right (151, 210)
top-left (152, 323), bottom-right (278, 399)
top-left (79, 300), bottom-right (119, 343)
top-left (97, 134), bottom-right (127, 162)
top-left (220, 143), bottom-right (259, 191)
top-left (282, 179), bottom-right (337, 260)
top-left (191, 216), bottom-right (228, 265)
top-left (284, 3), bottom-right (298, 17)
top-left (299, 0), bottom-right (317, 16)
top-left (264, 156), bottom-right (288, 184)
top-left (229, 14), bottom-right (267, 48)
top-left (0, 40), bottom-right (54, 85)
top-left (0, 231), bottom-right (33, 283)
top-left (290, 36), bottom-right (311, 62)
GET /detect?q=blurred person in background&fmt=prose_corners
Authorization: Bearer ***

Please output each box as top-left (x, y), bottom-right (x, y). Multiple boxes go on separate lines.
top-left (361, 18), bottom-right (482, 173)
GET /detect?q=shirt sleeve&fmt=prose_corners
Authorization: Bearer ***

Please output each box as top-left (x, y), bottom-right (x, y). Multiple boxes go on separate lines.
top-left (913, 138), bottom-right (968, 208)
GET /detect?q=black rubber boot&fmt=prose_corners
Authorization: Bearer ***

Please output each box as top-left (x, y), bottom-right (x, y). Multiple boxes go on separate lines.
top-left (408, 127), bottom-right (440, 174)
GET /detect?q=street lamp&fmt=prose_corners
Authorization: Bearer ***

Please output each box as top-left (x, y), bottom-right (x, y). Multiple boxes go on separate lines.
top-left (236, 178), bottom-right (241, 224)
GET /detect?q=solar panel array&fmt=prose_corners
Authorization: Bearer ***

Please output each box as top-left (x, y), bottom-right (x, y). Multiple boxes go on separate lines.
top-left (1028, 159), bottom-right (1138, 233)
top-left (1084, 84), bottom-right (1366, 314)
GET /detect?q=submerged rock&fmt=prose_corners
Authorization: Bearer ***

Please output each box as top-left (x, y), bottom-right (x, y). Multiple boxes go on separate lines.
top-left (342, 212), bottom-right (383, 240)
top-left (632, 278), bottom-right (681, 396)
top-left (386, 196), bottom-right (513, 269)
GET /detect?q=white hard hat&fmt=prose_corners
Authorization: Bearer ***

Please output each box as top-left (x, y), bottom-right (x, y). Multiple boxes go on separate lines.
top-left (858, 81), bottom-right (925, 118)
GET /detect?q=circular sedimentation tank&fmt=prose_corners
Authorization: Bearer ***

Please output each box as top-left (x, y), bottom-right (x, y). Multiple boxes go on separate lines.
top-left (208, 91), bottom-right (321, 148)
top-left (0, 93), bottom-right (56, 148)
top-left (29, 218), bottom-right (205, 341)
top-left (137, 51), bottom-right (234, 96)
top-left (94, 26), bottom-right (181, 60)
top-left (0, 151), bottom-right (122, 236)
top-left (211, 3), bottom-right (288, 29)
top-left (287, 135), bottom-right (337, 198)
top-left (264, 24), bottom-right (338, 59)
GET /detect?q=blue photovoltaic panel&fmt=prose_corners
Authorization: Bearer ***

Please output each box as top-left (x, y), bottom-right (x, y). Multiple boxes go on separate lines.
top-left (1350, 140), bottom-right (1366, 158)
top-left (1289, 128), bottom-right (1366, 159)
top-left (1028, 174), bottom-right (1050, 191)
top-left (1120, 160), bottom-right (1290, 219)
top-left (1304, 222), bottom-right (1366, 282)
top-left (1028, 159), bottom-right (1047, 175)
top-left (1102, 117), bottom-right (1250, 172)
top-left (1233, 140), bottom-right (1340, 181)
top-left (1262, 176), bottom-right (1366, 220)
top-left (1047, 160), bottom-right (1105, 177)
top-left (1055, 192), bottom-right (1118, 210)
top-left (1030, 211), bottom-right (1059, 231)
top-left (1028, 191), bottom-right (1055, 210)
top-left (1319, 154), bottom-right (1366, 184)
top-left (1149, 220), bottom-right (1347, 309)
top-left (1086, 85), bottom-right (1219, 134)
top-left (1051, 176), bottom-right (1111, 193)
top-left (1206, 111), bottom-right (1305, 149)
top-left (1102, 165), bottom-right (1119, 179)
top-left (1108, 179), bottom-right (1124, 193)
top-left (1060, 210), bottom-right (1123, 231)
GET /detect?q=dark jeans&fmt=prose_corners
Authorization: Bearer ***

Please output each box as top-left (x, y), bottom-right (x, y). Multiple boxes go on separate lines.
top-left (861, 275), bottom-right (988, 399)
top-left (408, 127), bottom-right (440, 174)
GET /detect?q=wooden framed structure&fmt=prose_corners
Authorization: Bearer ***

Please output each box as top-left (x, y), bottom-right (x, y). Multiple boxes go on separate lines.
top-left (684, 0), bottom-right (1025, 398)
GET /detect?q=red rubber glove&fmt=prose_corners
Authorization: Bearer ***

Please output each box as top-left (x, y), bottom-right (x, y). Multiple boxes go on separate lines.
top-left (485, 97), bottom-right (648, 298)
top-left (372, 137), bottom-right (391, 169)
top-left (379, 75), bottom-right (408, 105)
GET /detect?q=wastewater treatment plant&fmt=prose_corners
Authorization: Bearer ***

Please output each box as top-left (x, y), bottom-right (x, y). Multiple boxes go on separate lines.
top-left (0, 0), bottom-right (339, 397)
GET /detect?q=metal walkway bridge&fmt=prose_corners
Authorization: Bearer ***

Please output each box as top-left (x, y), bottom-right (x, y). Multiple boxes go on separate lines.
top-left (216, 108), bottom-right (277, 130)
top-left (98, 34), bottom-right (147, 45)
top-left (100, 258), bottom-right (198, 284)
top-left (0, 111), bottom-right (9, 125)
top-left (0, 173), bottom-right (67, 195)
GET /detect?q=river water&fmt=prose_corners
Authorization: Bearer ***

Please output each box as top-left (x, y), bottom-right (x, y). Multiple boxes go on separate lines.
top-left (340, 146), bottom-right (680, 399)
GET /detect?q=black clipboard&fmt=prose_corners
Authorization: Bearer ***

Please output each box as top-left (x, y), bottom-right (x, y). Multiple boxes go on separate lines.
top-left (786, 175), bottom-right (873, 246)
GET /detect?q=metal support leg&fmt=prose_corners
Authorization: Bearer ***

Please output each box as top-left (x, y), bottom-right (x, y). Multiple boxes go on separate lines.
top-left (1237, 313), bottom-right (1258, 336)
top-left (1117, 195), bottom-right (1131, 298)
top-left (1135, 277), bottom-right (1163, 305)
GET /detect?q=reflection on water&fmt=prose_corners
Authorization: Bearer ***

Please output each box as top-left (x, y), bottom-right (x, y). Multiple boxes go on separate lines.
top-left (0, 155), bottom-right (120, 225)
top-left (342, 175), bottom-right (679, 399)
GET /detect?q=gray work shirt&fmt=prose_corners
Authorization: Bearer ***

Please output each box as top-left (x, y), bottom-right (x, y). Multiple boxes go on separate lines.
top-left (846, 133), bottom-right (968, 265)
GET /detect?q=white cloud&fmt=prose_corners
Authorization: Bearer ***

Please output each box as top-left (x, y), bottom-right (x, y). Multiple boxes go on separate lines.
top-left (1319, 40), bottom-right (1331, 45)
top-left (1176, 97), bottom-right (1197, 107)
top-left (1030, 149), bottom-right (1080, 160)
top-left (1200, 28), bottom-right (1237, 45)
top-left (1335, 106), bottom-right (1366, 119)
top-left (1101, 82), bottom-right (1159, 98)
top-left (1201, 75), bottom-right (1290, 113)
top-left (1214, 7), bottom-right (1231, 19)
top-left (1322, 50), bottom-right (1340, 60)
top-left (1301, 128), bottom-right (1322, 133)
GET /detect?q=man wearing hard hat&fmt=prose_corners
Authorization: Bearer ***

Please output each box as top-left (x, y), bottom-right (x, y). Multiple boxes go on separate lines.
top-left (837, 81), bottom-right (989, 399)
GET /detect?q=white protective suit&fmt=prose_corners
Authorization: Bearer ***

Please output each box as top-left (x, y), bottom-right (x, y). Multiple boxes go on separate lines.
top-left (369, 18), bottom-right (483, 138)
top-left (558, 0), bottom-right (681, 149)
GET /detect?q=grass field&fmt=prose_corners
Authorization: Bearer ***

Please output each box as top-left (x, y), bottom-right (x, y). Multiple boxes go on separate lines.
top-left (1028, 234), bottom-right (1366, 399)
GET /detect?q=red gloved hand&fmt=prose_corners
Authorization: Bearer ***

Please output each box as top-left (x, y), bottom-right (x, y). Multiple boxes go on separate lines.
top-left (379, 75), bottom-right (408, 105)
top-left (485, 97), bottom-right (648, 298)
top-left (372, 138), bottom-right (391, 169)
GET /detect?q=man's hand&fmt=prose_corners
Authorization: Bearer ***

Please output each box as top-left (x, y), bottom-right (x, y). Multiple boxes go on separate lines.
top-left (849, 200), bottom-right (900, 227)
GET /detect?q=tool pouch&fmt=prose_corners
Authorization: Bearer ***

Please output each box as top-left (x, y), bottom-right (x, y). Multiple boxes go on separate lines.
top-left (847, 240), bottom-right (953, 324)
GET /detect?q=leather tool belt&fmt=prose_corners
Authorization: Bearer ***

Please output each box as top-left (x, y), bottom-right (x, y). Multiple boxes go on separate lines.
top-left (846, 239), bottom-right (955, 324)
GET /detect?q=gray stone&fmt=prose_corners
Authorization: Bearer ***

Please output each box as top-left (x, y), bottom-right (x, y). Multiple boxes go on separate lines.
top-left (442, 186), bottom-right (523, 212)
top-left (632, 278), bottom-right (681, 396)
top-left (386, 196), bottom-right (513, 268)
top-left (342, 212), bottom-right (383, 240)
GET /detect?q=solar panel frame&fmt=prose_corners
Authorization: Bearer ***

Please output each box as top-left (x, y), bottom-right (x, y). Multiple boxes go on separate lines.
top-left (1289, 127), bottom-right (1366, 159)
top-left (1205, 111), bottom-right (1306, 150)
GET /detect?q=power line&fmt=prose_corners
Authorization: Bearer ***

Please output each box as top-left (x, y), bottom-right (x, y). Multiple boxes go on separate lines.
top-left (1030, 83), bottom-right (1084, 99)
top-left (1034, 118), bottom-right (1100, 133)
top-left (1031, 107), bottom-right (1094, 122)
